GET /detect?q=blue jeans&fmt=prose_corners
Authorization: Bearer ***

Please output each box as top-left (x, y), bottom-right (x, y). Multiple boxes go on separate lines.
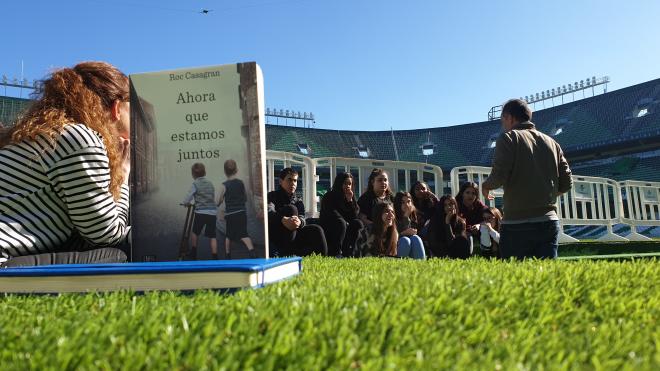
top-left (397, 235), bottom-right (426, 260)
top-left (500, 220), bottom-right (559, 259)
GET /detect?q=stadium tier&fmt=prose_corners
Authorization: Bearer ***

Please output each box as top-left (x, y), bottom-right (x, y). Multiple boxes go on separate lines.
top-left (0, 96), bottom-right (31, 127)
top-left (266, 78), bottom-right (660, 181)
top-left (2, 79), bottom-right (659, 181)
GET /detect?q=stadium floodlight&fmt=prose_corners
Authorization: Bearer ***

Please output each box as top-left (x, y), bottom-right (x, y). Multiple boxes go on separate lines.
top-left (357, 145), bottom-right (369, 158)
top-left (536, 93), bottom-right (540, 100)
top-left (541, 91), bottom-right (545, 99)
top-left (421, 143), bottom-right (434, 156)
top-left (296, 143), bottom-right (311, 155)
top-left (580, 80), bottom-right (584, 88)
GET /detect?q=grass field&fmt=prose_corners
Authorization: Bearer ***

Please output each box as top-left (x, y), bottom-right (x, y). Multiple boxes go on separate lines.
top-left (1, 256), bottom-right (659, 370)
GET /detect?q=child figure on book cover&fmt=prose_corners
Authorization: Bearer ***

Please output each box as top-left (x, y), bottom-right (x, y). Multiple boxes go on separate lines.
top-left (217, 159), bottom-right (256, 259)
top-left (181, 162), bottom-right (218, 260)
top-left (130, 63), bottom-right (267, 261)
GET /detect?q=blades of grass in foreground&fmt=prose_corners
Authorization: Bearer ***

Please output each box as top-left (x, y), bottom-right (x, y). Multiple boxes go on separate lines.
top-left (0, 256), bottom-right (658, 370)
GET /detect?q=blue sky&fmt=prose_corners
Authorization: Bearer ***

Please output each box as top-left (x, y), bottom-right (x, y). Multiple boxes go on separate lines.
top-left (2, 0), bottom-right (659, 130)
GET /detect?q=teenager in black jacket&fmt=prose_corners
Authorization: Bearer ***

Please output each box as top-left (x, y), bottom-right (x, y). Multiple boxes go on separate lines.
top-left (320, 173), bottom-right (363, 257)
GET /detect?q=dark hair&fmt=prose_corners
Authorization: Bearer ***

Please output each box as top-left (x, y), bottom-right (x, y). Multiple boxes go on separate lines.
top-left (394, 191), bottom-right (417, 222)
top-left (455, 182), bottom-right (480, 207)
top-left (366, 168), bottom-right (392, 197)
top-left (331, 172), bottom-right (354, 194)
top-left (502, 99), bottom-right (532, 123)
top-left (279, 167), bottom-right (298, 180)
top-left (371, 202), bottom-right (398, 256)
top-left (483, 207), bottom-right (503, 232)
top-left (191, 163), bottom-right (206, 178)
top-left (437, 195), bottom-right (458, 225)
top-left (224, 159), bottom-right (237, 176)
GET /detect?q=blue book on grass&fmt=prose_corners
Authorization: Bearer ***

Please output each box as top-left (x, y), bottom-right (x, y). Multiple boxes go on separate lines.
top-left (0, 257), bottom-right (301, 294)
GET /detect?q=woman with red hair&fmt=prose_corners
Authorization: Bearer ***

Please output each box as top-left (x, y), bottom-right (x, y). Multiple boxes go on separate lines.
top-left (0, 61), bottom-right (131, 267)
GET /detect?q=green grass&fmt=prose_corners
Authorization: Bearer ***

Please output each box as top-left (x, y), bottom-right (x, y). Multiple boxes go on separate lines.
top-left (1, 257), bottom-right (659, 370)
top-left (559, 241), bottom-right (660, 257)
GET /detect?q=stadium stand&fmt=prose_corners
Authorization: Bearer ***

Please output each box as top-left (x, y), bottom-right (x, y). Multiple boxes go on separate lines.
top-left (265, 78), bottom-right (660, 182)
top-left (3, 78), bottom-right (660, 182)
top-left (0, 96), bottom-right (31, 126)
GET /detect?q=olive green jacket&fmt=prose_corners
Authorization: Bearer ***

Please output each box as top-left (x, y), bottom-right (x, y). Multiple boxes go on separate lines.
top-left (483, 121), bottom-right (572, 221)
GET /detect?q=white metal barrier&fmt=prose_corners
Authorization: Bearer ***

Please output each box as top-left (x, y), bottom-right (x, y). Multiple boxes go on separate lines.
top-left (557, 176), bottom-right (627, 242)
top-left (266, 151), bottom-right (444, 218)
top-left (266, 150), bottom-right (317, 217)
top-left (265, 157), bottom-right (660, 242)
top-left (619, 180), bottom-right (660, 241)
top-left (449, 166), bottom-right (634, 243)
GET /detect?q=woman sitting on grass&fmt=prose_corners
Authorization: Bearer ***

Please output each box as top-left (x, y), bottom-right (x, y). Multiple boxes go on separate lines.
top-left (428, 195), bottom-right (472, 258)
top-left (320, 172), bottom-right (363, 257)
top-left (455, 182), bottom-right (488, 238)
top-left (479, 207), bottom-right (503, 258)
top-left (357, 168), bottom-right (395, 225)
top-left (356, 202), bottom-right (398, 258)
top-left (394, 192), bottom-right (426, 259)
top-left (410, 181), bottom-right (438, 229)
top-left (0, 62), bottom-right (131, 267)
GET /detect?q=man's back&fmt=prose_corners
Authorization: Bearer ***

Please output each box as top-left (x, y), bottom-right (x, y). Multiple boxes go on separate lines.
top-left (491, 122), bottom-right (572, 220)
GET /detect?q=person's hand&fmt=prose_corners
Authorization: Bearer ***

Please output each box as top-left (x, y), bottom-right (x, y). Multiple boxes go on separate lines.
top-left (403, 228), bottom-right (417, 236)
top-left (282, 216), bottom-right (301, 231)
top-left (119, 137), bottom-right (130, 184)
top-left (482, 186), bottom-right (494, 201)
top-left (445, 209), bottom-right (456, 224)
top-left (344, 188), bottom-right (354, 202)
top-left (469, 225), bottom-right (480, 235)
top-left (482, 222), bottom-right (492, 232)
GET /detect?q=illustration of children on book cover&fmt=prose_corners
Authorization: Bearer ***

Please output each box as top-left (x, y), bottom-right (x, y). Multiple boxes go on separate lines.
top-left (129, 63), bottom-right (267, 261)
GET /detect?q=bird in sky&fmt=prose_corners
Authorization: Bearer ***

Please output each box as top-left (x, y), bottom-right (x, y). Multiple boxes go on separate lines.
top-left (200, 9), bottom-right (213, 14)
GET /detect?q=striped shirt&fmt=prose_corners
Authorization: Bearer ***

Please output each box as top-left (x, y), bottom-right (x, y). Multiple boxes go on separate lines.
top-left (0, 124), bottom-right (129, 264)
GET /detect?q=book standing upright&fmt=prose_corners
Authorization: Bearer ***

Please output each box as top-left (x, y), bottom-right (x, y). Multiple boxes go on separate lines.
top-left (129, 63), bottom-right (268, 261)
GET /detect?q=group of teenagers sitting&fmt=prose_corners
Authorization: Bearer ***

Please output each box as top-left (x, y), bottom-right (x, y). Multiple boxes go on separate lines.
top-left (267, 167), bottom-right (503, 260)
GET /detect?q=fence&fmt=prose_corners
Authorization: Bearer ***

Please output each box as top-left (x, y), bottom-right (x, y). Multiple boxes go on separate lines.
top-left (265, 154), bottom-right (660, 242)
top-left (449, 165), bottom-right (660, 242)
top-left (619, 180), bottom-right (660, 241)
top-left (266, 151), bottom-right (443, 217)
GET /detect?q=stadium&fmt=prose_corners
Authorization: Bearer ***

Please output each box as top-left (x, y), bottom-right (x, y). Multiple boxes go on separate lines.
top-left (1, 75), bottom-right (659, 370)
top-left (3, 76), bottom-right (660, 242)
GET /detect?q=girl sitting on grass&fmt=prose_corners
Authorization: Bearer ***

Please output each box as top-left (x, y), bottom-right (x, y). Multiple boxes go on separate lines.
top-left (357, 168), bottom-right (395, 225)
top-left (479, 207), bottom-right (503, 258)
top-left (394, 192), bottom-right (426, 259)
top-left (356, 202), bottom-right (398, 257)
top-left (449, 217), bottom-right (472, 259)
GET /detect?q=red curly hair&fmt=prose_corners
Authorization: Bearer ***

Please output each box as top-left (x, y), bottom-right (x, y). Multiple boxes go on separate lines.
top-left (1, 61), bottom-right (128, 200)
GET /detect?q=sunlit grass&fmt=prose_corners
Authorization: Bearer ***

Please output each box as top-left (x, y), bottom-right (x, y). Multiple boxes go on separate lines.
top-left (1, 256), bottom-right (658, 370)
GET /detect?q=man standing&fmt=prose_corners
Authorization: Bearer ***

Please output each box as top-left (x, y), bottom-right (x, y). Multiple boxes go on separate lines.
top-left (267, 168), bottom-right (327, 257)
top-left (482, 99), bottom-right (572, 259)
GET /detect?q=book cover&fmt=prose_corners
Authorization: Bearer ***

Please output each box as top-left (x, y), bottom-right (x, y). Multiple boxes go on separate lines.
top-left (129, 63), bottom-right (267, 262)
top-left (0, 257), bottom-right (301, 294)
